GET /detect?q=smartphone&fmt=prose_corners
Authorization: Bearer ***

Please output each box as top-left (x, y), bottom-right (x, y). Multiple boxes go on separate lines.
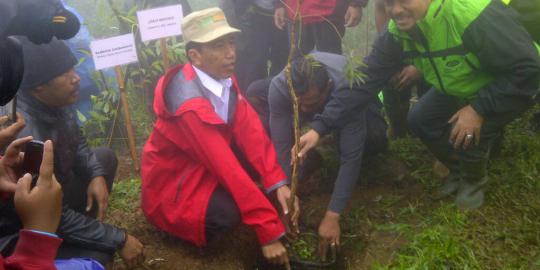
top-left (22, 140), bottom-right (44, 187)
top-left (0, 97), bottom-right (16, 127)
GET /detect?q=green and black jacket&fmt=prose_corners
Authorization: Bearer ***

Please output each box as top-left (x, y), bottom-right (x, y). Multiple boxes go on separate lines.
top-left (504, 0), bottom-right (540, 43)
top-left (356, 0), bottom-right (540, 117)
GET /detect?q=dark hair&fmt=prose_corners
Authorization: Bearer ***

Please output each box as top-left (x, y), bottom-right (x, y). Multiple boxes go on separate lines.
top-left (185, 41), bottom-right (203, 62)
top-left (290, 56), bottom-right (329, 95)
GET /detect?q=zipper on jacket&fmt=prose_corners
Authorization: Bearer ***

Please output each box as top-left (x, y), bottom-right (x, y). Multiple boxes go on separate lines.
top-left (410, 25), bottom-right (448, 95)
top-left (174, 176), bottom-right (186, 203)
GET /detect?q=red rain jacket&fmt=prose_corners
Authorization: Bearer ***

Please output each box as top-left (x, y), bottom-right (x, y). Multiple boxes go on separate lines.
top-left (284, 0), bottom-right (338, 24)
top-left (280, 0), bottom-right (367, 24)
top-left (1, 230), bottom-right (62, 270)
top-left (141, 63), bottom-right (287, 247)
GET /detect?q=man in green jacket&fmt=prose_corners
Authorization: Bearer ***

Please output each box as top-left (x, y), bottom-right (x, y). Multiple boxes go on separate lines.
top-left (350, 0), bottom-right (540, 209)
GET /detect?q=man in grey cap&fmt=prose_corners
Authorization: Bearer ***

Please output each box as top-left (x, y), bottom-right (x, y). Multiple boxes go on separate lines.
top-left (141, 7), bottom-right (298, 268)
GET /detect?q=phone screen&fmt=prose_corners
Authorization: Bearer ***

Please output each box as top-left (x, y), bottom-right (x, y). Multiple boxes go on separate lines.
top-left (0, 97), bottom-right (16, 126)
top-left (22, 140), bottom-right (44, 186)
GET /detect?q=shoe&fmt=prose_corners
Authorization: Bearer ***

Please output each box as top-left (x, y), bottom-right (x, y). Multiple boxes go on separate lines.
top-left (431, 174), bottom-right (461, 200)
top-left (433, 160), bottom-right (450, 179)
top-left (455, 177), bottom-right (488, 210)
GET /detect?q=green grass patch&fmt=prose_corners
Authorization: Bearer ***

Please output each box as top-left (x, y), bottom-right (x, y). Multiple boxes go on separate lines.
top-left (373, 109), bottom-right (540, 269)
top-left (109, 178), bottom-right (141, 212)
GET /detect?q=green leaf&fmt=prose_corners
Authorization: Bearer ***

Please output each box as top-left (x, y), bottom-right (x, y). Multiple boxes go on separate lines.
top-left (77, 110), bottom-right (88, 123)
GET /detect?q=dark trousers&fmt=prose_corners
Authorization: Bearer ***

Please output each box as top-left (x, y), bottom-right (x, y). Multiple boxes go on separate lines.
top-left (205, 186), bottom-right (242, 242)
top-left (383, 78), bottom-right (430, 137)
top-left (62, 147), bottom-right (117, 215)
top-left (408, 88), bottom-right (529, 184)
top-left (290, 20), bottom-right (345, 56)
top-left (56, 147), bottom-right (118, 265)
top-left (235, 8), bottom-right (289, 91)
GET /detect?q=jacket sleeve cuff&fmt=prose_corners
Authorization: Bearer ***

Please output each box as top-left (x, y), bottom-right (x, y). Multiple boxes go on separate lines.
top-left (266, 179), bottom-right (290, 194)
top-left (88, 167), bottom-right (107, 182)
top-left (255, 220), bottom-right (286, 245)
top-left (8, 230), bottom-right (62, 267)
top-left (311, 120), bottom-right (330, 137)
top-left (470, 99), bottom-right (487, 117)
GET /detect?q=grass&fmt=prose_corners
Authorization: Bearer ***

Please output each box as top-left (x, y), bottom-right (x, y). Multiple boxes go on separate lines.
top-left (107, 109), bottom-right (540, 269)
top-left (109, 178), bottom-right (141, 213)
top-left (369, 109), bottom-right (540, 270)
top-left (106, 112), bottom-right (540, 269)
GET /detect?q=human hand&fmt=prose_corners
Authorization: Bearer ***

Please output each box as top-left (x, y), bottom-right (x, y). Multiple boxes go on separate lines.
top-left (391, 65), bottom-right (421, 91)
top-left (0, 136), bottom-right (32, 193)
top-left (291, 129), bottom-right (320, 165)
top-left (274, 7), bottom-right (287, 30)
top-left (14, 140), bottom-right (62, 234)
top-left (344, 5), bottom-right (363, 27)
top-left (262, 240), bottom-right (290, 270)
top-left (119, 234), bottom-right (145, 269)
top-left (448, 105), bottom-right (484, 150)
top-left (0, 113), bottom-right (26, 149)
top-left (276, 185), bottom-right (300, 232)
top-left (86, 176), bottom-right (109, 220)
top-left (318, 211), bottom-right (340, 262)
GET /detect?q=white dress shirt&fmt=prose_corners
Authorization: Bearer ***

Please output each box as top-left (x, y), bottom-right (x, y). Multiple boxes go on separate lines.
top-left (193, 66), bottom-right (232, 123)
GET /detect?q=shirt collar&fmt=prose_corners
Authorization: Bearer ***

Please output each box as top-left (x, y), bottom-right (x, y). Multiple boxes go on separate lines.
top-left (192, 65), bottom-right (232, 98)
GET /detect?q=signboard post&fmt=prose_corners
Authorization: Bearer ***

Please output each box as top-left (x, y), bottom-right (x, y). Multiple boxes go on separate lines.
top-left (91, 34), bottom-right (140, 171)
top-left (137, 5), bottom-right (183, 69)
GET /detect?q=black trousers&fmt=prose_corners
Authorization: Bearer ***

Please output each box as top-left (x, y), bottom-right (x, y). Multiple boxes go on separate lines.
top-left (235, 7), bottom-right (289, 91)
top-left (56, 147), bottom-right (118, 264)
top-left (408, 88), bottom-right (529, 184)
top-left (382, 78), bottom-right (431, 137)
top-left (205, 186), bottom-right (242, 242)
top-left (289, 19), bottom-right (345, 56)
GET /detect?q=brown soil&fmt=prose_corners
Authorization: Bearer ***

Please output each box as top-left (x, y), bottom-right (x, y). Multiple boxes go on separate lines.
top-left (108, 152), bottom-right (428, 270)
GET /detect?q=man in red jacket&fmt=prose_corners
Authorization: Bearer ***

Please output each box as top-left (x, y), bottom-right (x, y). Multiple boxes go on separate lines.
top-left (141, 7), bottom-right (299, 267)
top-left (274, 0), bottom-right (368, 55)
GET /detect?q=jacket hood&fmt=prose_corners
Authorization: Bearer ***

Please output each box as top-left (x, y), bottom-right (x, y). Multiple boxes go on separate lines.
top-left (153, 63), bottom-right (242, 123)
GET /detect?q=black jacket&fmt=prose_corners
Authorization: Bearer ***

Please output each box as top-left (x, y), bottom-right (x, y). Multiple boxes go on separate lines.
top-left (16, 92), bottom-right (105, 190)
top-left (0, 92), bottom-right (125, 256)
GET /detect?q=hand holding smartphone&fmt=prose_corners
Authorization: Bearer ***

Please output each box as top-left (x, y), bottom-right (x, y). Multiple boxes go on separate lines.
top-left (22, 140), bottom-right (44, 187)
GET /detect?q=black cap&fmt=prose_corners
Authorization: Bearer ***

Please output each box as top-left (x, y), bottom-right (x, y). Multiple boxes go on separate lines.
top-left (0, 37), bottom-right (24, 105)
top-left (6, 0), bottom-right (80, 44)
top-left (18, 37), bottom-right (77, 91)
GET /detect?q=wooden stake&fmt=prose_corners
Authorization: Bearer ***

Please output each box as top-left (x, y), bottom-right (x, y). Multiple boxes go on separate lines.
top-left (286, 0), bottom-right (303, 236)
top-left (160, 38), bottom-right (170, 70)
top-left (114, 66), bottom-right (139, 172)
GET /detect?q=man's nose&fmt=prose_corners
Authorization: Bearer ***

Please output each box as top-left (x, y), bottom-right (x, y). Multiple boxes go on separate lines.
top-left (72, 72), bottom-right (80, 84)
top-left (225, 43), bottom-right (236, 59)
top-left (388, 2), bottom-right (405, 17)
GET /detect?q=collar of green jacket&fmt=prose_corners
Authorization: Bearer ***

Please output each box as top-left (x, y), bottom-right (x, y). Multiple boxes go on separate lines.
top-left (388, 0), bottom-right (495, 99)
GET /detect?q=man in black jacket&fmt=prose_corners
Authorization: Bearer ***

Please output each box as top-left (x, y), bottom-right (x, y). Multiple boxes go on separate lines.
top-left (0, 37), bottom-right (144, 267)
top-left (220, 0), bottom-right (288, 91)
top-left (248, 52), bottom-right (388, 258)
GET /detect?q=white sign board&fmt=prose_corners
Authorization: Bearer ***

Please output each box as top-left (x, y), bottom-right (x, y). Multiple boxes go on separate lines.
top-left (90, 34), bottom-right (139, 70)
top-left (137, 5), bottom-right (183, 42)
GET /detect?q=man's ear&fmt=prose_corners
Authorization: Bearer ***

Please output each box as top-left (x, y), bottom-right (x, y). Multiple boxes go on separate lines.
top-left (188, 48), bottom-right (202, 67)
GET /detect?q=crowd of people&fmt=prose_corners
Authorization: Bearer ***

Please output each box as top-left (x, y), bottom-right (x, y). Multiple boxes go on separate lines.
top-left (0, 0), bottom-right (539, 269)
